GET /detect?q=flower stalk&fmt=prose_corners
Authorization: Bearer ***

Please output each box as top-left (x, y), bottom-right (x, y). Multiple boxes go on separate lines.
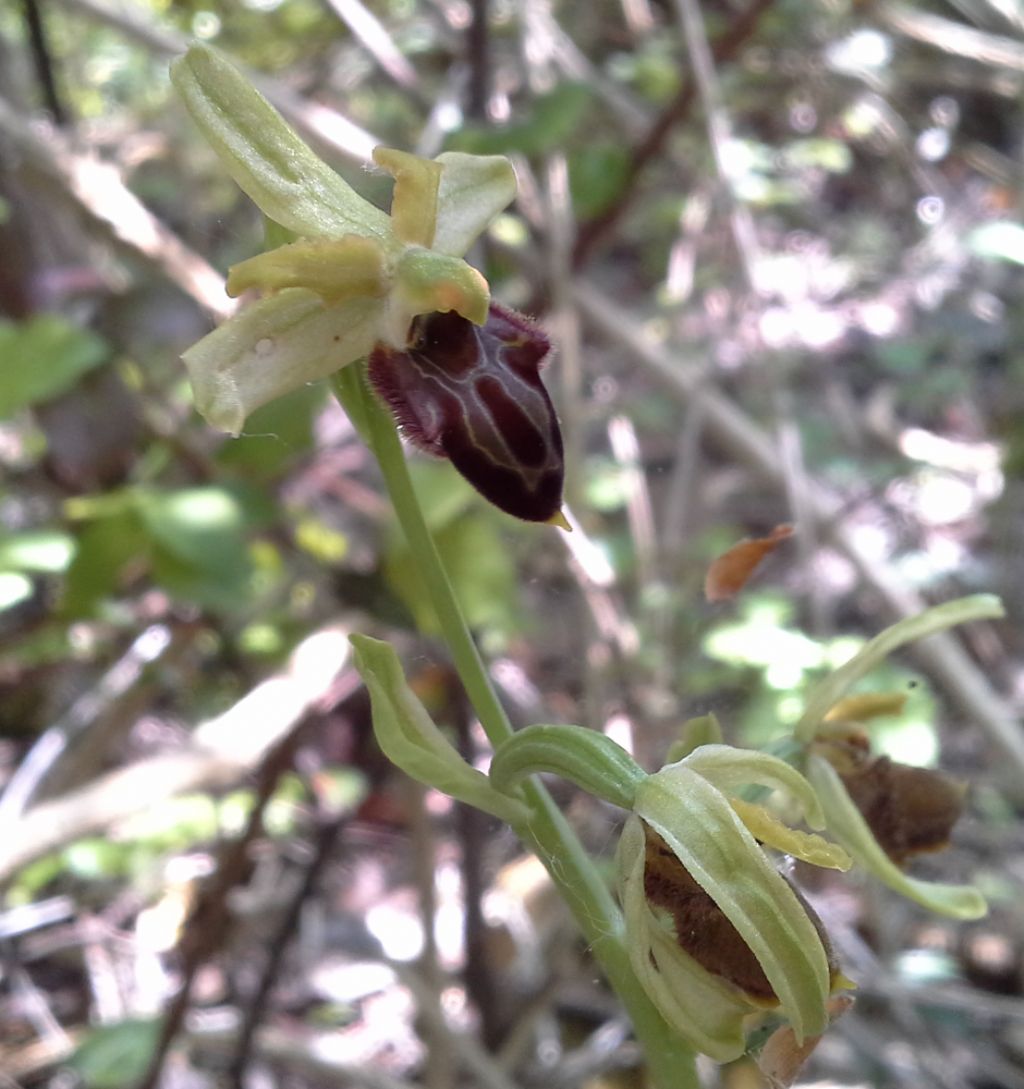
top-left (331, 364), bottom-right (700, 1089)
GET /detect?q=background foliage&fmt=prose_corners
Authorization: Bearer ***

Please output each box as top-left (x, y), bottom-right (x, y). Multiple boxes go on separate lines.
top-left (1, 0), bottom-right (1023, 1086)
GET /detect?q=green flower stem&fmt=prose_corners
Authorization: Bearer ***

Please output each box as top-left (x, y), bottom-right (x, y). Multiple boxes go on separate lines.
top-left (332, 364), bottom-right (697, 1089)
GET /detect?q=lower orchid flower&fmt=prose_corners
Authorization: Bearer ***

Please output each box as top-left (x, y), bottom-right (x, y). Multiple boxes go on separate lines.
top-left (489, 726), bottom-right (852, 1061)
top-left (795, 594), bottom-right (1003, 920)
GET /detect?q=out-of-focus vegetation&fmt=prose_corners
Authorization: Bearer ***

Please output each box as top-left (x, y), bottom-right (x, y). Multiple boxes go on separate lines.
top-left (1, 0), bottom-right (1022, 1085)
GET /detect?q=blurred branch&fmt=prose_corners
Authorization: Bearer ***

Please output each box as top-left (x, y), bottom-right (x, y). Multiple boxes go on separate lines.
top-left (191, 1021), bottom-right (422, 1088)
top-left (0, 95), bottom-right (233, 319)
top-left (50, 0), bottom-right (381, 163)
top-left (227, 807), bottom-right (349, 1085)
top-left (573, 281), bottom-right (1024, 779)
top-left (467, 0), bottom-right (490, 119)
top-left (0, 624), bottom-right (194, 825)
top-left (136, 697), bottom-right (327, 1089)
top-left (322, 0), bottom-right (424, 99)
top-left (572, 0), bottom-right (775, 267)
top-left (0, 628), bottom-right (355, 886)
top-left (21, 0), bottom-right (66, 124)
top-left (881, 2), bottom-right (1024, 70)
top-left (671, 0), bottom-right (763, 295)
top-left (394, 963), bottom-right (527, 1089)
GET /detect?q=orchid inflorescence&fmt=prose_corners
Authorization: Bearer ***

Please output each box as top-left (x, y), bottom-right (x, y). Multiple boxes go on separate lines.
top-left (173, 43), bottom-right (1002, 1074)
top-left (356, 595), bottom-right (998, 1062)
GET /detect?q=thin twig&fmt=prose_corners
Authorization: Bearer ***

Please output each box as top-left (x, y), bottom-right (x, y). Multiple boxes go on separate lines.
top-left (467, 0), bottom-right (490, 120)
top-left (0, 631), bottom-right (355, 885)
top-left (455, 694), bottom-right (501, 1049)
top-left (572, 0), bottom-right (775, 267)
top-left (226, 808), bottom-right (350, 1087)
top-left (136, 716), bottom-right (315, 1089)
top-left (50, 0), bottom-right (381, 162)
top-left (0, 95), bottom-right (232, 319)
top-left (21, 0), bottom-right (66, 123)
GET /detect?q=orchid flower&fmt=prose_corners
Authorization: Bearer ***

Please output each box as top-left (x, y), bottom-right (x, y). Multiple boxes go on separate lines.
top-left (171, 43), bottom-right (514, 435)
top-left (489, 725), bottom-right (852, 1061)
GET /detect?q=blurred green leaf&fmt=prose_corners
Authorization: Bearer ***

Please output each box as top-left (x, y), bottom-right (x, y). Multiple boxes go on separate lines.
top-left (137, 486), bottom-right (256, 612)
top-left (0, 530), bottom-right (76, 573)
top-left (62, 509), bottom-right (147, 617)
top-left (135, 487), bottom-right (247, 567)
top-left (0, 571), bottom-right (33, 612)
top-left (67, 1018), bottom-right (161, 1089)
top-left (216, 382), bottom-right (323, 479)
top-left (0, 315), bottom-right (107, 418)
top-left (569, 144), bottom-right (631, 218)
top-left (969, 221), bottom-right (1024, 264)
top-left (447, 84), bottom-right (592, 157)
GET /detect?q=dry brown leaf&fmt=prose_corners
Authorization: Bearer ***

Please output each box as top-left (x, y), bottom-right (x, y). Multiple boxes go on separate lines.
top-left (704, 524), bottom-right (794, 602)
top-left (757, 994), bottom-right (855, 1088)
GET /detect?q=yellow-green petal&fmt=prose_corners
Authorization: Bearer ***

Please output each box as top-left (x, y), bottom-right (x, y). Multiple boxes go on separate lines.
top-left (384, 247), bottom-right (489, 344)
top-left (226, 236), bottom-right (388, 301)
top-left (617, 817), bottom-right (753, 1062)
top-left (182, 288), bottom-right (379, 434)
top-left (796, 595), bottom-right (1006, 743)
top-left (730, 798), bottom-right (851, 871)
top-left (373, 147), bottom-right (442, 248)
top-left (681, 744), bottom-right (827, 831)
top-left (807, 754), bottom-right (987, 919)
top-left (432, 152), bottom-right (517, 257)
top-left (171, 44), bottom-right (392, 243)
top-left (636, 765), bottom-right (831, 1042)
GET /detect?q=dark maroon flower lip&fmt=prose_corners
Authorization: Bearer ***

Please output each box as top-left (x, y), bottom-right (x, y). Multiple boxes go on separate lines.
top-left (368, 304), bottom-right (565, 523)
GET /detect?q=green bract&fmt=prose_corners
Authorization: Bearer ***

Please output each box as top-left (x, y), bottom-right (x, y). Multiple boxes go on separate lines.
top-left (792, 594), bottom-right (1000, 918)
top-left (489, 723), bottom-right (646, 809)
top-left (350, 634), bottom-right (529, 825)
top-left (617, 815), bottom-right (756, 1062)
top-left (170, 45), bottom-right (516, 434)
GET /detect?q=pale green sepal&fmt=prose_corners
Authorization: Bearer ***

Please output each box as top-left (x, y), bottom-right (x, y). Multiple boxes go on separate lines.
top-left (807, 755), bottom-right (987, 920)
top-left (489, 724), bottom-right (645, 809)
top-left (796, 595), bottom-right (1006, 743)
top-left (373, 147), bottom-right (441, 248)
top-left (730, 798), bottom-right (851, 871)
top-left (665, 713), bottom-right (724, 763)
top-left (681, 744), bottom-right (827, 831)
top-left (182, 288), bottom-right (379, 434)
top-left (350, 634), bottom-right (530, 824)
top-left (226, 236), bottom-right (387, 300)
top-left (636, 765), bottom-right (831, 1042)
top-left (431, 152), bottom-right (517, 257)
top-left (617, 817), bottom-right (752, 1062)
top-left (170, 45), bottom-right (392, 243)
top-left (384, 248), bottom-right (490, 344)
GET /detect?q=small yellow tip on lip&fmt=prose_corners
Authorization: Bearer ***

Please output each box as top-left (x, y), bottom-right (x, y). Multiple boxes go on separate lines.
top-left (546, 509), bottom-right (571, 531)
